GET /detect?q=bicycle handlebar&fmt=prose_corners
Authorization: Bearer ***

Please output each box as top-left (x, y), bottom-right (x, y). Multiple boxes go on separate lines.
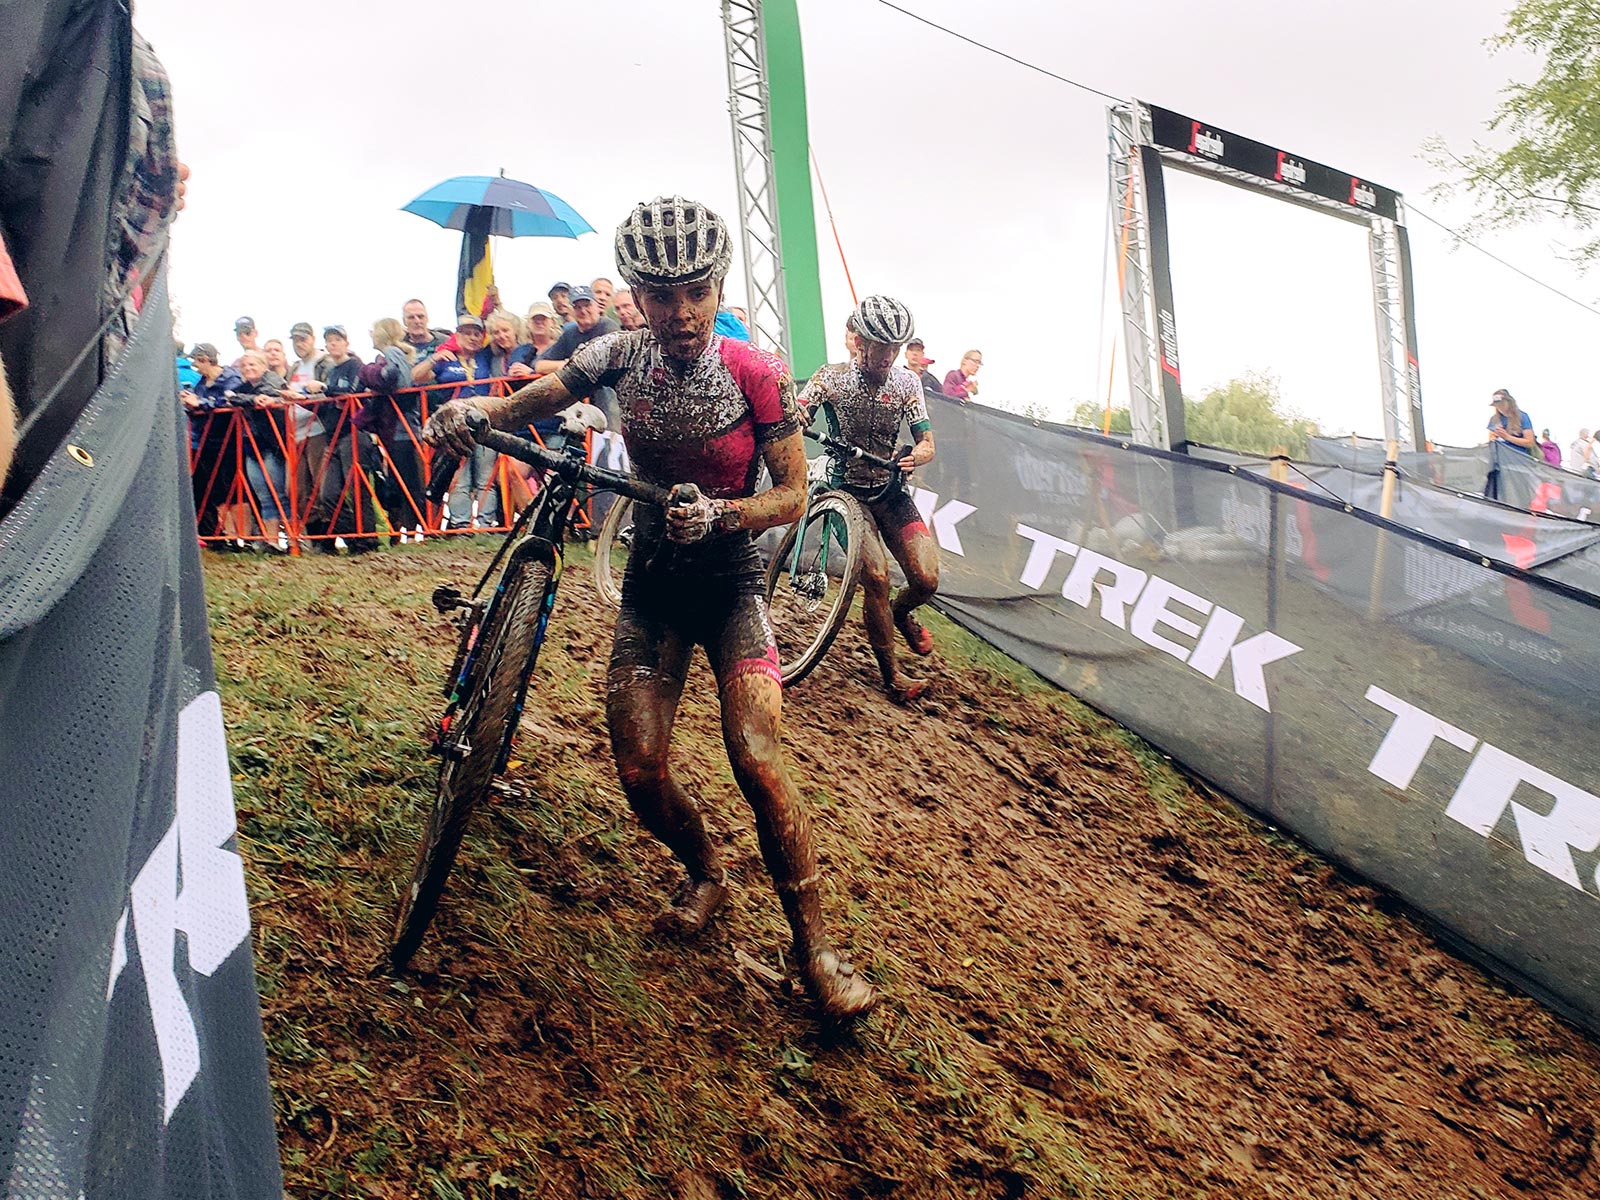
top-left (464, 411), bottom-right (670, 506)
top-left (804, 428), bottom-right (904, 474)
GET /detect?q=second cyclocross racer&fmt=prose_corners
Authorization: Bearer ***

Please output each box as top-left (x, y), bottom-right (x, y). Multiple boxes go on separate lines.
top-left (426, 197), bottom-right (877, 1020)
top-left (799, 296), bottom-right (939, 702)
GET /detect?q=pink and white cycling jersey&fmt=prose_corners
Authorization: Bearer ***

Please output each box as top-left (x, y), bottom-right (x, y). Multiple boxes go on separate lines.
top-left (798, 362), bottom-right (930, 489)
top-left (559, 331), bottom-right (802, 499)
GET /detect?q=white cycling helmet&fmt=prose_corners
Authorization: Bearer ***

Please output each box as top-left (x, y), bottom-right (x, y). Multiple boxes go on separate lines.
top-left (614, 196), bottom-right (733, 289)
top-left (851, 295), bottom-right (915, 345)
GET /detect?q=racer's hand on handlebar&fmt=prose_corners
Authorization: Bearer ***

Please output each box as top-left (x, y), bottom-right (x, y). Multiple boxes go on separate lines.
top-left (425, 399), bottom-right (489, 457)
top-left (665, 483), bottom-right (732, 544)
top-left (897, 451), bottom-right (918, 474)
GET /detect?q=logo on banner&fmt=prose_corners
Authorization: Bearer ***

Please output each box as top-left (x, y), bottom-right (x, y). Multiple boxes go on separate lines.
top-left (1365, 687), bottom-right (1600, 899)
top-left (1350, 178), bottom-right (1377, 209)
top-left (910, 487), bottom-right (976, 556)
top-left (1189, 121), bottom-right (1224, 159)
top-left (1014, 524), bottom-right (1302, 712)
top-left (106, 691), bottom-right (253, 1122)
top-left (1274, 152), bottom-right (1307, 186)
top-left (1157, 309), bottom-right (1181, 378)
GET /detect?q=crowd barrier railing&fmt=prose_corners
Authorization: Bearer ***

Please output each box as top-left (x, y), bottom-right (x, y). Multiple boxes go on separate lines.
top-left (187, 376), bottom-right (598, 552)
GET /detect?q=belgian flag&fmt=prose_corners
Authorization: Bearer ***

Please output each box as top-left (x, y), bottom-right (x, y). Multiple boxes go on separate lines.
top-left (455, 208), bottom-right (495, 320)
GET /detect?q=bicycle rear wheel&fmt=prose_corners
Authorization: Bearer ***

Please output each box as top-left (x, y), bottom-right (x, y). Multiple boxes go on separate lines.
top-left (763, 492), bottom-right (866, 686)
top-left (390, 558), bottom-right (554, 969)
top-left (593, 495), bottom-right (634, 609)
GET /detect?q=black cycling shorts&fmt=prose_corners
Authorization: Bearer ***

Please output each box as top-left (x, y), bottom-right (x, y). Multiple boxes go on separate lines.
top-left (609, 536), bottom-right (781, 693)
top-left (860, 487), bottom-right (928, 543)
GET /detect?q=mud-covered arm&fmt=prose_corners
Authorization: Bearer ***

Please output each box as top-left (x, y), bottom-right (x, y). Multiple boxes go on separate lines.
top-left (424, 374), bottom-right (575, 455)
top-left (664, 430), bottom-right (807, 544)
top-left (900, 425), bottom-right (935, 472)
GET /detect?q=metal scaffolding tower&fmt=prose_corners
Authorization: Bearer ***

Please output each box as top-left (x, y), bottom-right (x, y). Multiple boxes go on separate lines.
top-left (722, 0), bottom-right (790, 361)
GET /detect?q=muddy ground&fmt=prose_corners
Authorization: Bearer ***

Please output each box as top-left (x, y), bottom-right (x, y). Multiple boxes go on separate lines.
top-left (206, 540), bottom-right (1600, 1199)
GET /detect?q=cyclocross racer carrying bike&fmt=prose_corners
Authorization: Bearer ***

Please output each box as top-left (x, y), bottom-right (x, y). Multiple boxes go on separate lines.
top-left (799, 295), bottom-right (939, 703)
top-left (425, 196), bottom-right (877, 1020)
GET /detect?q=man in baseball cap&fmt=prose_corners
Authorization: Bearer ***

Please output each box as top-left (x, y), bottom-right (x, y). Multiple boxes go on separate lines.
top-left (904, 338), bottom-right (943, 397)
top-left (548, 281), bottom-right (574, 324)
top-left (233, 315), bottom-right (260, 362)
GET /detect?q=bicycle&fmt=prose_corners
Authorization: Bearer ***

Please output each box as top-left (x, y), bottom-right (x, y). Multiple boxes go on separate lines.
top-left (763, 430), bottom-right (909, 686)
top-left (389, 412), bottom-right (670, 970)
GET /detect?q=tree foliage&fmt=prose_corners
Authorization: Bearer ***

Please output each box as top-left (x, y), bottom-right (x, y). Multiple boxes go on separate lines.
top-left (1073, 372), bottom-right (1320, 456)
top-left (1428, 0), bottom-right (1600, 262)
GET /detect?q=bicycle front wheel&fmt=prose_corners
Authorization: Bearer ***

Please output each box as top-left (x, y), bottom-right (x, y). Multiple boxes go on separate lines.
top-left (390, 558), bottom-right (554, 970)
top-left (763, 492), bottom-right (867, 687)
top-left (593, 495), bottom-right (634, 609)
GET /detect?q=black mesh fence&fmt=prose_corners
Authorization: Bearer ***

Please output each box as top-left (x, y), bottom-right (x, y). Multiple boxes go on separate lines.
top-left (0, 272), bottom-right (281, 1196)
top-left (1306, 434), bottom-right (1600, 523)
top-left (915, 396), bottom-right (1600, 1035)
top-left (1190, 444), bottom-right (1600, 600)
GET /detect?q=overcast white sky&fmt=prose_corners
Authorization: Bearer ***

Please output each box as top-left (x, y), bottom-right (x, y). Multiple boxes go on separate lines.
top-left (137, 0), bottom-right (1600, 450)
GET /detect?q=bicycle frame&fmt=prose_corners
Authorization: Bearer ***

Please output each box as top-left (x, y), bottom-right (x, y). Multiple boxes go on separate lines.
top-left (433, 418), bottom-right (669, 774)
top-left (785, 431), bottom-right (907, 579)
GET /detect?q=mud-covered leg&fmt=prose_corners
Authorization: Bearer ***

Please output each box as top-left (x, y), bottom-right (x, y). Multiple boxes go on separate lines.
top-left (713, 600), bottom-right (878, 1018)
top-left (860, 527), bottom-right (926, 702)
top-left (881, 500), bottom-right (939, 657)
top-left (607, 603), bottom-right (727, 934)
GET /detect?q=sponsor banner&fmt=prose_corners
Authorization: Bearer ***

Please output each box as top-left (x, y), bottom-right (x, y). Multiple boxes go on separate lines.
top-left (1145, 102), bottom-right (1401, 222)
top-left (0, 272), bottom-right (282, 1197)
top-left (916, 396), bottom-right (1600, 1035)
top-left (1138, 144), bottom-right (1189, 449)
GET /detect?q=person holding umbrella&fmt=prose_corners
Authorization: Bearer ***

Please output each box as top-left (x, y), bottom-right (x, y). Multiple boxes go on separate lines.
top-left (415, 313), bottom-right (499, 530)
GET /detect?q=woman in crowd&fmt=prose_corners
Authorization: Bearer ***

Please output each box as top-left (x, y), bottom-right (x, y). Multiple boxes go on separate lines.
top-left (486, 310), bottom-right (525, 379)
top-left (235, 348), bottom-right (290, 553)
top-left (1487, 389), bottom-right (1538, 456)
top-left (303, 323), bottom-right (379, 554)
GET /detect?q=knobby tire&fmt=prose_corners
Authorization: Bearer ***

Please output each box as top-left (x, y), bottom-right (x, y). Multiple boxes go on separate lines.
top-left (764, 492), bottom-right (866, 686)
top-left (390, 559), bottom-right (553, 969)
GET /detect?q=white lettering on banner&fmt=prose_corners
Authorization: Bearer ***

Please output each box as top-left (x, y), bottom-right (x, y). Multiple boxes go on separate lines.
top-left (910, 487), bottom-right (975, 557)
top-left (1128, 576), bottom-right (1212, 661)
top-left (1278, 156), bottom-right (1307, 186)
top-left (1446, 746), bottom-right (1600, 892)
top-left (1015, 523), bottom-right (1080, 589)
top-left (1351, 180), bottom-right (1378, 209)
top-left (1194, 129), bottom-right (1224, 159)
top-left (1363, 686), bottom-right (1478, 788)
top-left (1188, 608), bottom-right (1305, 712)
top-left (1012, 522), bottom-right (1302, 712)
top-left (1061, 549), bottom-right (1147, 629)
top-left (104, 691), bottom-right (253, 1121)
top-left (1364, 688), bottom-right (1600, 897)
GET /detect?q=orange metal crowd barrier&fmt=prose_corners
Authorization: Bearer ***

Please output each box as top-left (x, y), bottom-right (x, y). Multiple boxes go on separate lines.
top-left (187, 377), bottom-right (596, 553)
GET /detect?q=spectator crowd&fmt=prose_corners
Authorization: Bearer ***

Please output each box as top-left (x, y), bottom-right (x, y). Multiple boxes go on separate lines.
top-left (179, 283), bottom-right (985, 554)
top-left (1486, 387), bottom-right (1600, 478)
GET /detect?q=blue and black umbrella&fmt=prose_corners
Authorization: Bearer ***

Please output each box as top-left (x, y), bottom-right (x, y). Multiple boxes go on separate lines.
top-left (402, 172), bottom-right (594, 318)
top-left (402, 173), bottom-right (594, 240)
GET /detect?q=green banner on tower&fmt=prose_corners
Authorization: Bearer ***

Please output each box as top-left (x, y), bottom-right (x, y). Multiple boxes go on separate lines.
top-left (761, 0), bottom-right (828, 377)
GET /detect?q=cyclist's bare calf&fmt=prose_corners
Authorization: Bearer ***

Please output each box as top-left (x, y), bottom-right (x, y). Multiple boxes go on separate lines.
top-left (861, 515), bottom-right (939, 701)
top-left (720, 670), bottom-right (877, 1018)
top-left (606, 635), bottom-right (728, 934)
